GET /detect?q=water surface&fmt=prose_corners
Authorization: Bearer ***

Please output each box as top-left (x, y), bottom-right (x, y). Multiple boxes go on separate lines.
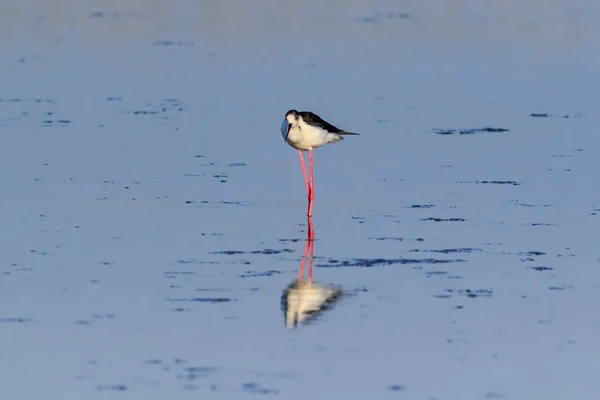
top-left (1, 1), bottom-right (599, 399)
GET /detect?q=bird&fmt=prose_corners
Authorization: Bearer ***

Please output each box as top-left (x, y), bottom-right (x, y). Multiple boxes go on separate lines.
top-left (281, 110), bottom-right (358, 216)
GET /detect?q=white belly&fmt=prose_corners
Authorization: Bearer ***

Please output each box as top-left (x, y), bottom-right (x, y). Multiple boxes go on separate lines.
top-left (286, 123), bottom-right (329, 151)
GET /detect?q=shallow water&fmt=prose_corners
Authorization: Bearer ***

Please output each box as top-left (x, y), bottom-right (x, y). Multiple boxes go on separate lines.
top-left (1, 1), bottom-right (600, 399)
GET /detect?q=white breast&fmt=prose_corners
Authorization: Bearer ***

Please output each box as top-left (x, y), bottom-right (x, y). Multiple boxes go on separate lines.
top-left (286, 121), bottom-right (330, 151)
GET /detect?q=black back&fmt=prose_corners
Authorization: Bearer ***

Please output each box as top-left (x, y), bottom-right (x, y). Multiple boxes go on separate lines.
top-left (299, 111), bottom-right (343, 133)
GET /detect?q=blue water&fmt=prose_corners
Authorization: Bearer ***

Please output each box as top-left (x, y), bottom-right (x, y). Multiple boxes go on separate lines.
top-left (1, 1), bottom-right (599, 399)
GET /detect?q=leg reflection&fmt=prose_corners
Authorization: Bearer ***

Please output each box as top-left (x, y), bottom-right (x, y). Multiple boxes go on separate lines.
top-left (297, 216), bottom-right (315, 282)
top-left (282, 216), bottom-right (342, 329)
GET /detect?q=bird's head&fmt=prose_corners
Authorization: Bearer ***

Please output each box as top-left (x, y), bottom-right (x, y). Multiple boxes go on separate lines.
top-left (285, 109), bottom-right (300, 125)
top-left (282, 109), bottom-right (299, 138)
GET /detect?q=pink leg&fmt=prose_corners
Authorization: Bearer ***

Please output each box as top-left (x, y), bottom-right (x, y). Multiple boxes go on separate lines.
top-left (297, 235), bottom-right (311, 280)
top-left (307, 150), bottom-right (315, 216)
top-left (307, 215), bottom-right (314, 241)
top-left (308, 232), bottom-right (315, 282)
top-left (298, 216), bottom-right (316, 281)
top-left (298, 151), bottom-right (312, 200)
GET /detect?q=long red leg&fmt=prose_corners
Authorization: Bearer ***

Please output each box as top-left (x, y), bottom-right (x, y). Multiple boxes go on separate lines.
top-left (298, 150), bottom-right (312, 200)
top-left (307, 150), bottom-right (315, 216)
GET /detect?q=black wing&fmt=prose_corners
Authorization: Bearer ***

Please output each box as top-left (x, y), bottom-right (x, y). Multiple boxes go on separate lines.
top-left (299, 111), bottom-right (343, 133)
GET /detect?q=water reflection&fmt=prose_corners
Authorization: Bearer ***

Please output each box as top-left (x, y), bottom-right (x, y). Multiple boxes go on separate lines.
top-left (281, 216), bottom-right (342, 329)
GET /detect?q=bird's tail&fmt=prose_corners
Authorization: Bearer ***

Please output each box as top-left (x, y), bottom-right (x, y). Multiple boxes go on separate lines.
top-left (327, 133), bottom-right (344, 143)
top-left (327, 131), bottom-right (359, 144)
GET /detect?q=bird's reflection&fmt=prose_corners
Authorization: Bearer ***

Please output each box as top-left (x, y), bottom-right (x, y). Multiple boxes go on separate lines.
top-left (281, 216), bottom-right (342, 329)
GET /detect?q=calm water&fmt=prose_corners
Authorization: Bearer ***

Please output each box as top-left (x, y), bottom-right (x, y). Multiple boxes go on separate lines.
top-left (1, 1), bottom-right (599, 399)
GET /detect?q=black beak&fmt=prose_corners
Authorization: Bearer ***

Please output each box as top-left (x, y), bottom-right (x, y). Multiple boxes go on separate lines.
top-left (287, 123), bottom-right (291, 134)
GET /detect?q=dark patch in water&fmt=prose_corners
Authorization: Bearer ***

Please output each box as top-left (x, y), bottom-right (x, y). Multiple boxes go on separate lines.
top-left (29, 249), bottom-right (53, 256)
top-left (164, 271), bottom-right (195, 277)
top-left (106, 97), bottom-right (122, 101)
top-left (520, 223), bottom-right (555, 226)
top-left (549, 285), bottom-right (569, 291)
top-left (242, 382), bottom-right (279, 395)
top-left (369, 237), bottom-right (403, 241)
top-left (0, 98), bottom-right (55, 104)
top-left (317, 258), bottom-right (465, 268)
top-left (177, 366), bottom-right (218, 381)
top-left (167, 297), bottom-right (234, 303)
top-left (528, 266), bottom-right (553, 271)
top-left (411, 248), bottom-right (481, 253)
top-left (480, 180), bottom-right (520, 185)
top-left (152, 40), bottom-right (194, 46)
top-left (425, 271), bottom-right (448, 278)
top-left (463, 289), bottom-right (492, 298)
top-left (388, 384), bottom-right (407, 392)
top-left (89, 11), bottom-right (119, 18)
top-left (176, 259), bottom-right (218, 264)
top-left (91, 313), bottom-right (115, 320)
top-left (438, 288), bottom-right (493, 298)
top-left (229, 163), bottom-right (247, 167)
top-left (434, 127), bottom-right (509, 135)
top-left (251, 249), bottom-right (293, 255)
top-left (355, 12), bottom-right (411, 24)
top-left (132, 110), bottom-right (158, 115)
top-left (127, 99), bottom-right (186, 120)
top-left (212, 250), bottom-right (244, 255)
top-left (530, 112), bottom-right (581, 118)
top-left (421, 217), bottom-right (466, 222)
top-left (42, 120), bottom-right (71, 126)
top-left (187, 200), bottom-right (249, 206)
top-left (278, 238), bottom-right (302, 242)
top-left (212, 249), bottom-right (293, 255)
top-left (446, 338), bottom-right (470, 344)
top-left (97, 384), bottom-right (127, 391)
top-left (240, 270), bottom-right (282, 278)
top-left (0, 317), bottom-right (33, 323)
top-left (456, 180), bottom-right (521, 186)
top-left (518, 251), bottom-right (546, 257)
top-left (409, 204), bottom-right (434, 208)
